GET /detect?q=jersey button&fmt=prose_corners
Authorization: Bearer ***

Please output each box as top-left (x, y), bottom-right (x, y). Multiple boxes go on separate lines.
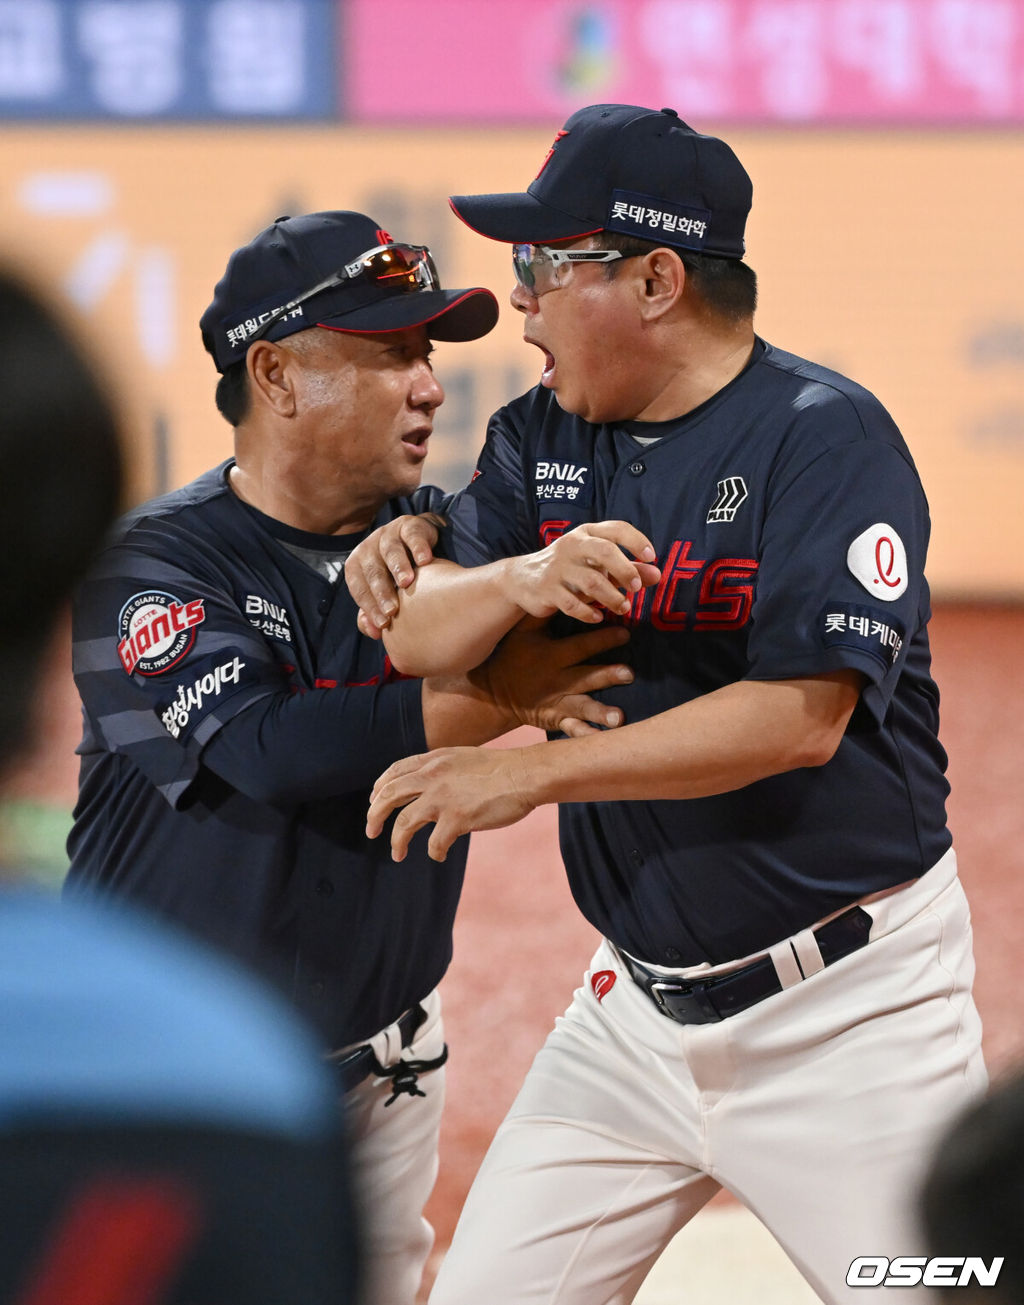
top-left (628, 460), bottom-right (646, 476)
top-left (664, 947), bottom-right (682, 963)
top-left (315, 878), bottom-right (334, 897)
top-left (310, 979), bottom-right (325, 996)
top-left (317, 595), bottom-right (331, 615)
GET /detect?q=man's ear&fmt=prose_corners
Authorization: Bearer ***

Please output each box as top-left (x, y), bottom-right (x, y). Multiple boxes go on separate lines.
top-left (247, 341), bottom-right (296, 417)
top-left (636, 248), bottom-right (686, 322)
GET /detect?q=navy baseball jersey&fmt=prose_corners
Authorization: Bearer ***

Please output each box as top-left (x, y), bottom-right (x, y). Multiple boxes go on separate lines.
top-left (66, 462), bottom-right (466, 1046)
top-left (442, 339), bottom-right (951, 966)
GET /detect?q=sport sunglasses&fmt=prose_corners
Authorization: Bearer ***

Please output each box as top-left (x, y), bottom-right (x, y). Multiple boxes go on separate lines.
top-left (243, 243), bottom-right (441, 345)
top-left (512, 243), bottom-right (641, 296)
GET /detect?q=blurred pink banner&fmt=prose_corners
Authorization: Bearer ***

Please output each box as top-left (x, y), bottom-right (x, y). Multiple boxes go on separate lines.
top-left (346, 0), bottom-right (1024, 123)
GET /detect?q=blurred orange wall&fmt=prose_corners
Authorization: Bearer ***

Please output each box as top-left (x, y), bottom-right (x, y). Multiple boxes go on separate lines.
top-left (1, 125), bottom-right (1021, 597)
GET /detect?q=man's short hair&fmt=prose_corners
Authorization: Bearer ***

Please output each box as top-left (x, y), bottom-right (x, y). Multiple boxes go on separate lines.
top-left (595, 232), bottom-right (758, 323)
top-left (215, 360), bottom-right (251, 427)
top-left (214, 327), bottom-right (326, 427)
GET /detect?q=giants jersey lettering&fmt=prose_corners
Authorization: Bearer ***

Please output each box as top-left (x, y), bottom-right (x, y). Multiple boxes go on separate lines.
top-left (540, 525), bottom-right (758, 634)
top-left (441, 339), bottom-right (951, 966)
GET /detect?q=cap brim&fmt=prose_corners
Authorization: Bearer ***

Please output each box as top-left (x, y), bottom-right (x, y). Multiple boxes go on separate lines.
top-left (449, 194), bottom-right (601, 245)
top-left (317, 286), bottom-right (498, 342)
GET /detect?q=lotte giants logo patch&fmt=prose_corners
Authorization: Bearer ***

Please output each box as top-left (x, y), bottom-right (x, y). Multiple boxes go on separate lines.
top-left (117, 591), bottom-right (206, 676)
top-left (591, 970), bottom-right (616, 1002)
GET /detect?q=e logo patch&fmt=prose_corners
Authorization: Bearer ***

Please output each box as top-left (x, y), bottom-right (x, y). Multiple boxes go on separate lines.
top-left (847, 524), bottom-right (907, 601)
top-left (591, 970), bottom-right (616, 1002)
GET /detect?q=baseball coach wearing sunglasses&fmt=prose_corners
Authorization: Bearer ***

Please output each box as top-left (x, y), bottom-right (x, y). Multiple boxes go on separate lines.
top-left (347, 107), bottom-right (988, 1303)
top-left (63, 210), bottom-right (636, 1305)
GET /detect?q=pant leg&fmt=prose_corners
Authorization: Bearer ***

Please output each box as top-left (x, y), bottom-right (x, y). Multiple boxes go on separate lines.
top-left (430, 952), bottom-right (722, 1305)
top-left (703, 858), bottom-right (987, 1303)
top-left (432, 853), bottom-right (986, 1305)
top-left (345, 989), bottom-right (447, 1305)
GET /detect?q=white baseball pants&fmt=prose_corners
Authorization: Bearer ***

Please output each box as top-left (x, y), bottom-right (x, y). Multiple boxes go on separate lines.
top-left (430, 850), bottom-right (986, 1304)
top-left (343, 987), bottom-right (446, 1305)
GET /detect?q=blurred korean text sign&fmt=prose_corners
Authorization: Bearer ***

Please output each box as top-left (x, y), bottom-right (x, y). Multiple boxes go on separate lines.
top-left (0, 0), bottom-right (337, 119)
top-left (346, 0), bottom-right (1024, 124)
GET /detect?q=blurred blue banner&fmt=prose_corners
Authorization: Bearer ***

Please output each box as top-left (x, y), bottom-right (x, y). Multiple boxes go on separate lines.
top-left (0, 0), bottom-right (337, 120)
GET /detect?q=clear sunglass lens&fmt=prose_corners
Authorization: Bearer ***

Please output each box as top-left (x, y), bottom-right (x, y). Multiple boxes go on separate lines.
top-left (513, 245), bottom-right (536, 293)
top-left (513, 245), bottom-right (570, 295)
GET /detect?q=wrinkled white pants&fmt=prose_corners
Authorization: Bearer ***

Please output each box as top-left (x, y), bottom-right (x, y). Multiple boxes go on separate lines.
top-left (431, 851), bottom-right (986, 1304)
top-left (343, 987), bottom-right (446, 1305)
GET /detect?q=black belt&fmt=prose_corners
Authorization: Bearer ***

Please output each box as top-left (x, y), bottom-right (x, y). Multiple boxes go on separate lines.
top-left (620, 905), bottom-right (873, 1026)
top-left (330, 1004), bottom-right (448, 1104)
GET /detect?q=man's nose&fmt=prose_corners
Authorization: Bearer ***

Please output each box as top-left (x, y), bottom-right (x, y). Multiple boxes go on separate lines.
top-left (413, 364), bottom-right (444, 410)
top-left (510, 281), bottom-right (537, 314)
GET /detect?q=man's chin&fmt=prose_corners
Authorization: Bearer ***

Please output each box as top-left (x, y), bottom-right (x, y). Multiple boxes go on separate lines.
top-left (553, 390), bottom-right (598, 422)
top-left (391, 469), bottom-right (426, 500)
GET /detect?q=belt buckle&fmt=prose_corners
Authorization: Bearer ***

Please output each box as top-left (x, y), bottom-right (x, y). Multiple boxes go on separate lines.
top-left (331, 1046), bottom-right (374, 1094)
top-left (649, 979), bottom-right (723, 1025)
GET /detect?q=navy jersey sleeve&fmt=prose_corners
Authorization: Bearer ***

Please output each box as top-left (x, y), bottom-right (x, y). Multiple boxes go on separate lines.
top-left (73, 537), bottom-right (425, 811)
top-left (746, 435), bottom-right (931, 724)
top-left (439, 403), bottom-right (538, 566)
top-left (407, 484), bottom-right (454, 517)
top-left (201, 682), bottom-right (425, 807)
top-left (73, 541), bottom-right (283, 807)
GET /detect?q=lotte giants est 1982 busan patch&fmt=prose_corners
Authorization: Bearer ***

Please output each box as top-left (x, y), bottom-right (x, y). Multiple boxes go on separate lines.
top-left (117, 591), bottom-right (206, 677)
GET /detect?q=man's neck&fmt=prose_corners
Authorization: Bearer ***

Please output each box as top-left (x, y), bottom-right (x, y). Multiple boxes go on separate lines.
top-left (635, 322), bottom-right (756, 423)
top-left (227, 462), bottom-right (376, 537)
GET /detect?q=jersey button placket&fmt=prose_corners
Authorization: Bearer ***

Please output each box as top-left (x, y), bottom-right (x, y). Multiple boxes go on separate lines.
top-left (628, 460), bottom-right (646, 477)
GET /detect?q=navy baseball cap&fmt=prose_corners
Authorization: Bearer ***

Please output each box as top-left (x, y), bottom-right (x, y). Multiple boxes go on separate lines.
top-left (450, 104), bottom-right (752, 259)
top-left (201, 210), bottom-right (499, 373)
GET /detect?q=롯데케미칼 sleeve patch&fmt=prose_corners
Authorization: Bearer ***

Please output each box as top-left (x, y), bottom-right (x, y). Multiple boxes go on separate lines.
top-left (821, 603), bottom-right (905, 668)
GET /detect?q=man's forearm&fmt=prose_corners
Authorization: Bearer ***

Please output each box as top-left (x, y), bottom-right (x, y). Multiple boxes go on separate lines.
top-left (421, 673), bottom-right (517, 748)
top-left (510, 672), bottom-right (863, 807)
top-left (382, 558), bottom-right (525, 676)
top-left (366, 671), bottom-right (865, 863)
top-left (364, 520), bottom-right (661, 673)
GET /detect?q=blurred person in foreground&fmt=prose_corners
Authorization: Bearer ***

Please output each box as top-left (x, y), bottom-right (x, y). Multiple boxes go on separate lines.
top-left (63, 211), bottom-right (633, 1305)
top-left (918, 1067), bottom-right (1024, 1302)
top-left (0, 269), bottom-right (358, 1304)
top-left (346, 106), bottom-right (987, 1303)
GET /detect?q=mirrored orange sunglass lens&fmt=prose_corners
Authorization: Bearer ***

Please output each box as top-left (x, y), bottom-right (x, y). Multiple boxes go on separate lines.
top-left (361, 246), bottom-right (436, 290)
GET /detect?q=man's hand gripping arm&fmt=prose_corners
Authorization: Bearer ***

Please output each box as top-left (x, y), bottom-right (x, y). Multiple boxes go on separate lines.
top-left (422, 614), bottom-right (634, 746)
top-left (368, 670), bottom-right (865, 862)
top-left (344, 515), bottom-right (661, 677)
